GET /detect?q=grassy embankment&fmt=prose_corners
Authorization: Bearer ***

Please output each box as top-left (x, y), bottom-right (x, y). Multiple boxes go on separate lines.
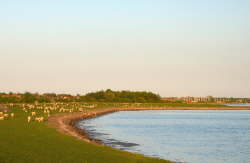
top-left (0, 103), bottom-right (177, 163)
top-left (0, 103), bottom-right (227, 163)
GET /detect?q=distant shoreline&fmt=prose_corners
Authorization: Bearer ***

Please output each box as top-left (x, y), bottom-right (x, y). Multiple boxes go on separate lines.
top-left (48, 106), bottom-right (250, 145)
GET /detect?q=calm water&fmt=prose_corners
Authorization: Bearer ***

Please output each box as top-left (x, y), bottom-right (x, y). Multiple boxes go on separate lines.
top-left (77, 110), bottom-right (250, 163)
top-left (225, 104), bottom-right (250, 107)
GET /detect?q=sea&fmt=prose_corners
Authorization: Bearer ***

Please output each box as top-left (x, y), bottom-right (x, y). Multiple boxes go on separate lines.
top-left (76, 109), bottom-right (250, 163)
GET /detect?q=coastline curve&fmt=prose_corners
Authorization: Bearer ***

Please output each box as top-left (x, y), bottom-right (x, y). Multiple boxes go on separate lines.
top-left (48, 106), bottom-right (250, 145)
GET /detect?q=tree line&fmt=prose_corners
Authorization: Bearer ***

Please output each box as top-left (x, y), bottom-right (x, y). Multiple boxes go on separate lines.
top-left (0, 89), bottom-right (162, 103)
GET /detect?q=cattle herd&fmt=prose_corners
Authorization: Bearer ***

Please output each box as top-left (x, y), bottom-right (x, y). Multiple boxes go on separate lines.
top-left (0, 103), bottom-right (97, 122)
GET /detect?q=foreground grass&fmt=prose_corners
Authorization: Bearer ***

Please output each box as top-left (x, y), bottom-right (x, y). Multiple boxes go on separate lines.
top-left (0, 105), bottom-right (170, 163)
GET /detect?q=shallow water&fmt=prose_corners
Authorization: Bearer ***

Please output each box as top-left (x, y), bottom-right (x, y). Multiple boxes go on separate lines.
top-left (77, 110), bottom-right (250, 163)
top-left (225, 104), bottom-right (250, 107)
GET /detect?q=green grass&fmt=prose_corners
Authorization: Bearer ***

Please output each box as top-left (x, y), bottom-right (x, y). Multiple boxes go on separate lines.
top-left (0, 105), bottom-right (170, 163)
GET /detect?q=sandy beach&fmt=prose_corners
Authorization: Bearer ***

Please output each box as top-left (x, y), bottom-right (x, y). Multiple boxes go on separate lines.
top-left (48, 106), bottom-right (250, 145)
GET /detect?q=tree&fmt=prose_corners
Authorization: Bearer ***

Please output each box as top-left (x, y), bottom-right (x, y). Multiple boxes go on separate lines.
top-left (22, 92), bottom-right (36, 103)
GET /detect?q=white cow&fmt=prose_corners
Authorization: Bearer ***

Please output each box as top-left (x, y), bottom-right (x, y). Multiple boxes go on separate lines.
top-left (27, 116), bottom-right (31, 123)
top-left (11, 113), bottom-right (14, 118)
top-left (35, 117), bottom-right (44, 122)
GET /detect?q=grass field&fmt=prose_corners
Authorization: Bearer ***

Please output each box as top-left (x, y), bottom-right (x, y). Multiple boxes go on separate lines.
top-left (0, 103), bottom-right (176, 163)
top-left (0, 102), bottom-right (227, 163)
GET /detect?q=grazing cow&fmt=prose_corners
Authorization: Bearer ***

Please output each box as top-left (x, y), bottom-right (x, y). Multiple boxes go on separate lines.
top-left (27, 116), bottom-right (31, 123)
top-left (35, 117), bottom-right (44, 122)
top-left (40, 117), bottom-right (44, 122)
top-left (11, 113), bottom-right (14, 118)
top-left (3, 114), bottom-right (8, 118)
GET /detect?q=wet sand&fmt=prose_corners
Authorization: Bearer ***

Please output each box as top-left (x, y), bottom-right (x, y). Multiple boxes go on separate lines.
top-left (48, 106), bottom-right (250, 145)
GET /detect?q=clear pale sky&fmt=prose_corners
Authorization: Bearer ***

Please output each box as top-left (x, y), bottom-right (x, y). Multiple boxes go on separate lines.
top-left (1, 0), bottom-right (250, 97)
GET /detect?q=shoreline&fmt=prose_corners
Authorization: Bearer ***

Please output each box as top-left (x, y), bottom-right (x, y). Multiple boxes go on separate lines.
top-left (48, 106), bottom-right (250, 143)
top-left (48, 106), bottom-right (250, 159)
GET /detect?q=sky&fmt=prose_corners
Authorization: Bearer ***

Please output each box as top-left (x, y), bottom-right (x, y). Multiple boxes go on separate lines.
top-left (1, 0), bottom-right (250, 97)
